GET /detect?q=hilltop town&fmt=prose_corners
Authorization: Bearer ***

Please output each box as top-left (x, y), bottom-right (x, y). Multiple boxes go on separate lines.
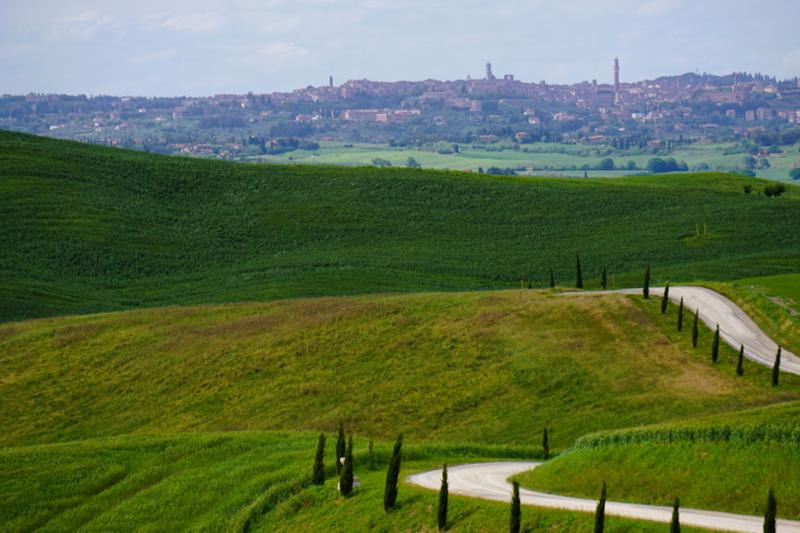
top-left (2, 60), bottom-right (799, 172)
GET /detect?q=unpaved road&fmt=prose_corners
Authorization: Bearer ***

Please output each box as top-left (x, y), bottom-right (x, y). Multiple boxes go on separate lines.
top-left (408, 462), bottom-right (800, 532)
top-left (569, 286), bottom-right (800, 375)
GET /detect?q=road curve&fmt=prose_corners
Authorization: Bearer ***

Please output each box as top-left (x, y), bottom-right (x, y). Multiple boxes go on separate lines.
top-left (566, 286), bottom-right (800, 375)
top-left (408, 462), bottom-right (800, 532)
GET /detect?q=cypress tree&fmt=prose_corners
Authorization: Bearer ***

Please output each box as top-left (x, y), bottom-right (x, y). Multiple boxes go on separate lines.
top-left (312, 433), bottom-right (326, 485)
top-left (339, 436), bottom-right (354, 496)
top-left (384, 434), bottom-right (403, 511)
top-left (677, 298), bottom-right (684, 331)
top-left (670, 498), bottom-right (680, 533)
top-left (643, 265), bottom-right (651, 299)
top-left (601, 267), bottom-right (607, 290)
top-left (711, 324), bottom-right (720, 363)
top-left (692, 309), bottom-right (699, 348)
top-left (661, 283), bottom-right (670, 314)
top-left (336, 422), bottom-right (346, 475)
top-left (438, 464), bottom-right (448, 531)
top-left (576, 254), bottom-right (583, 289)
top-left (549, 268), bottom-right (555, 288)
top-left (594, 481), bottom-right (606, 533)
top-left (737, 345), bottom-right (745, 376)
top-left (764, 488), bottom-right (777, 533)
top-left (509, 480), bottom-right (521, 533)
top-left (772, 347), bottom-right (782, 387)
top-left (542, 428), bottom-right (550, 460)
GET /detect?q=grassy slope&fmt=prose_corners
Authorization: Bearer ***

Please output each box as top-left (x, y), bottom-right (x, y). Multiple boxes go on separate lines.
top-left (517, 401), bottom-right (800, 519)
top-left (0, 432), bottom-right (706, 533)
top-left (2, 289), bottom-right (798, 450)
top-left (3, 130), bottom-right (800, 322)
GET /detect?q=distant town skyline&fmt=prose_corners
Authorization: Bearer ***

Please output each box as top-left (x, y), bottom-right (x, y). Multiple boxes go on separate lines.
top-left (1, 0), bottom-right (799, 96)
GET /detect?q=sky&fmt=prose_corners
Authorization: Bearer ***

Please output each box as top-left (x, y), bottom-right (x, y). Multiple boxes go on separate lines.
top-left (1, 0), bottom-right (799, 96)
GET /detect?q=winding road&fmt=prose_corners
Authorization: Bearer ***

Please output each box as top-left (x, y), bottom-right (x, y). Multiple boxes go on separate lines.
top-left (408, 462), bottom-right (800, 532)
top-left (407, 286), bottom-right (800, 531)
top-left (572, 286), bottom-right (800, 375)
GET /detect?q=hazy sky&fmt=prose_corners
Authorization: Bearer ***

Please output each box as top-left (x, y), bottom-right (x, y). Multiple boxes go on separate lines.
top-left (2, 0), bottom-right (799, 96)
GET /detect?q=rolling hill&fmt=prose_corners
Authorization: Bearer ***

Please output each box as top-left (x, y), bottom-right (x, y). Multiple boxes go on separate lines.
top-left (2, 130), bottom-right (800, 322)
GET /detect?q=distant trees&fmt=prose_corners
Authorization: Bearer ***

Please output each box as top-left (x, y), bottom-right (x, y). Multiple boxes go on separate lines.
top-left (438, 465), bottom-right (449, 531)
top-left (646, 158), bottom-right (688, 173)
top-left (643, 266), bottom-right (650, 299)
top-left (764, 183), bottom-right (786, 197)
top-left (711, 324), bottom-right (720, 363)
top-left (339, 436), bottom-right (354, 496)
top-left (510, 480), bottom-right (521, 533)
top-left (692, 309), bottom-right (699, 348)
top-left (661, 284), bottom-right (670, 314)
top-left (372, 157), bottom-right (392, 167)
top-left (670, 498), bottom-right (681, 533)
top-left (406, 156), bottom-right (421, 169)
top-left (773, 347), bottom-right (782, 386)
top-left (542, 428), bottom-right (550, 460)
top-left (336, 422), bottom-right (346, 475)
top-left (744, 184), bottom-right (753, 194)
top-left (790, 168), bottom-right (800, 181)
top-left (764, 489), bottom-right (777, 533)
top-left (312, 433), bottom-right (326, 485)
top-left (594, 481), bottom-right (607, 533)
top-left (677, 298), bottom-right (684, 331)
top-left (576, 254), bottom-right (583, 289)
top-left (384, 434), bottom-right (403, 511)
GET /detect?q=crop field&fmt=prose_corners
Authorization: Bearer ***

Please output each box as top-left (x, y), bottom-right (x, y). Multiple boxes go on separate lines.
top-left (2, 130), bottom-right (800, 322)
top-left (518, 402), bottom-right (800, 519)
top-left (248, 141), bottom-right (800, 180)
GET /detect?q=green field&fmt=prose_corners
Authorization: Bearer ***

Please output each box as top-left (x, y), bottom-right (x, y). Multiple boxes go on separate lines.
top-left (3, 130), bottom-right (800, 323)
top-left (3, 130), bottom-right (800, 531)
top-left (247, 141), bottom-right (800, 181)
top-left (518, 401), bottom-right (800, 519)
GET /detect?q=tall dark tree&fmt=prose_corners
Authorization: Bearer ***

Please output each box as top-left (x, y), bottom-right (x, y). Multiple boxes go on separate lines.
top-left (549, 269), bottom-right (555, 288)
top-left (339, 436), bottom-right (354, 496)
top-left (764, 488), bottom-right (777, 533)
top-left (438, 464), bottom-right (449, 531)
top-left (576, 254), bottom-right (583, 289)
top-left (384, 434), bottom-right (403, 511)
top-left (312, 433), bottom-right (326, 485)
top-left (737, 345), bottom-right (745, 376)
top-left (643, 265), bottom-right (651, 299)
top-left (670, 498), bottom-right (680, 533)
top-left (661, 284), bottom-right (670, 314)
top-left (773, 347), bottom-right (782, 387)
top-left (594, 481), bottom-right (607, 533)
top-left (711, 324), bottom-right (720, 363)
top-left (542, 428), bottom-right (550, 460)
top-left (677, 298), bottom-right (684, 331)
top-left (692, 309), bottom-right (699, 348)
top-left (601, 267), bottom-right (608, 290)
top-left (336, 422), bottom-right (346, 475)
top-left (510, 480), bottom-right (521, 533)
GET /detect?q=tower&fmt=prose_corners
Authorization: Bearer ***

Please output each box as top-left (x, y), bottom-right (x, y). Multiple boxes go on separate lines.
top-left (613, 57), bottom-right (620, 104)
top-left (486, 62), bottom-right (496, 81)
top-left (329, 75), bottom-right (334, 89)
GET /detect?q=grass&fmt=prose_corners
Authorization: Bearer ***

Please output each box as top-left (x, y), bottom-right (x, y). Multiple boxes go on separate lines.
top-left (3, 130), bottom-right (800, 322)
top-left (517, 402), bottom-right (800, 519)
top-left (1, 289), bottom-right (798, 450)
top-left (0, 431), bottom-right (709, 533)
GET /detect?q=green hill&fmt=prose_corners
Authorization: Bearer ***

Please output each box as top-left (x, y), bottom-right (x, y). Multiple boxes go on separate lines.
top-left (518, 401), bottom-right (800, 519)
top-left (2, 289), bottom-right (797, 450)
top-left (2, 130), bottom-right (800, 322)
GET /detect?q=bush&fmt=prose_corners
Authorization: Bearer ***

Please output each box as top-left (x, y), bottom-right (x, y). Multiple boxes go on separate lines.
top-left (790, 168), bottom-right (800, 181)
top-left (510, 480), bottom-right (521, 533)
top-left (764, 183), bottom-right (786, 197)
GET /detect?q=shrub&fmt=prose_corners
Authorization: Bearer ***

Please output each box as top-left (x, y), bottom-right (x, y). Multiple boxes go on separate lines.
top-left (773, 347), bottom-right (782, 387)
top-left (576, 254), bottom-right (583, 289)
top-left (336, 422), bottom-right (346, 475)
top-left (737, 345), bottom-right (745, 376)
top-left (764, 183), bottom-right (786, 197)
top-left (764, 489), bottom-right (777, 533)
top-left (677, 298), bottom-right (684, 331)
top-left (438, 464), bottom-right (448, 530)
top-left (542, 428), bottom-right (550, 460)
top-left (594, 481), bottom-right (606, 533)
top-left (671, 498), bottom-right (680, 533)
top-left (643, 265), bottom-right (650, 299)
top-left (339, 436), bottom-right (354, 496)
top-left (711, 324), bottom-right (720, 363)
top-left (692, 309), bottom-right (699, 348)
top-left (661, 284), bottom-right (670, 314)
